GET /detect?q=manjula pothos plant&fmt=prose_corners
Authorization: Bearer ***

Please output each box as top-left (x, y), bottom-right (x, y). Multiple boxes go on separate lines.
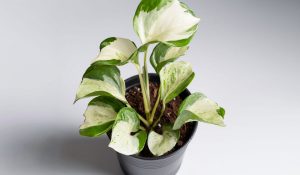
top-left (74, 0), bottom-right (225, 157)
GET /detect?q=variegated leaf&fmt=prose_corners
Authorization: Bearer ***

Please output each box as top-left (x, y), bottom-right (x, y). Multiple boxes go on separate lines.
top-left (133, 0), bottom-right (200, 46)
top-left (159, 61), bottom-right (194, 103)
top-left (148, 125), bottom-right (180, 156)
top-left (92, 37), bottom-right (137, 65)
top-left (173, 93), bottom-right (225, 130)
top-left (75, 64), bottom-right (127, 103)
top-left (150, 42), bottom-right (189, 72)
top-left (109, 108), bottom-right (147, 155)
top-left (80, 96), bottom-right (125, 137)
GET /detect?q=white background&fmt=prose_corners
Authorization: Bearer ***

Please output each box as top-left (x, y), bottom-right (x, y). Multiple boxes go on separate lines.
top-left (0, 0), bottom-right (299, 174)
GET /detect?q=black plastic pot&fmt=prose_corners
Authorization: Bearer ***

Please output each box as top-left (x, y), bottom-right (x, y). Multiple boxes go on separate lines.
top-left (114, 73), bottom-right (198, 175)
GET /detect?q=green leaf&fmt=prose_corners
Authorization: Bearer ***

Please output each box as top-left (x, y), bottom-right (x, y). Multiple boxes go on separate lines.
top-left (159, 61), bottom-right (194, 103)
top-left (133, 0), bottom-right (200, 47)
top-left (217, 107), bottom-right (225, 119)
top-left (173, 93), bottom-right (225, 130)
top-left (79, 96), bottom-right (125, 137)
top-left (75, 64), bottom-right (127, 103)
top-left (148, 125), bottom-right (180, 156)
top-left (92, 37), bottom-right (137, 65)
top-left (150, 43), bottom-right (189, 73)
top-left (108, 108), bottom-right (147, 155)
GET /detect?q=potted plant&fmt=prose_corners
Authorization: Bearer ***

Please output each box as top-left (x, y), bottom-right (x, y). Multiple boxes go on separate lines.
top-left (74, 0), bottom-right (225, 174)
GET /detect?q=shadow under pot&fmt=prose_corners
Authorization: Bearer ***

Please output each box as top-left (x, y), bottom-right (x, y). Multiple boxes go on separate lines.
top-left (108, 73), bottom-right (198, 175)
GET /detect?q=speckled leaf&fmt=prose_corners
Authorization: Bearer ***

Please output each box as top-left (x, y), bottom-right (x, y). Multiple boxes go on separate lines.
top-left (92, 37), bottom-right (137, 65)
top-left (173, 93), bottom-right (225, 130)
top-left (133, 0), bottom-right (200, 46)
top-left (148, 125), bottom-right (180, 156)
top-left (109, 108), bottom-right (147, 155)
top-left (150, 43), bottom-right (189, 73)
top-left (75, 64), bottom-right (127, 103)
top-left (159, 61), bottom-right (194, 103)
top-left (79, 96), bottom-right (125, 137)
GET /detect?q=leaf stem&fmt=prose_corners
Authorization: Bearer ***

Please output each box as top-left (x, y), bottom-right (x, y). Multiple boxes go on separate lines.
top-left (134, 64), bottom-right (151, 120)
top-left (139, 125), bottom-right (146, 131)
top-left (152, 103), bottom-right (166, 129)
top-left (143, 46), bottom-right (150, 113)
top-left (149, 88), bottom-right (161, 124)
top-left (138, 114), bottom-right (150, 128)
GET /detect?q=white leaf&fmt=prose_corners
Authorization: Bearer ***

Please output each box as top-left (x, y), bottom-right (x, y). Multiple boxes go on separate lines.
top-left (134, 0), bottom-right (200, 46)
top-left (75, 78), bottom-right (127, 103)
top-left (80, 96), bottom-right (125, 137)
top-left (109, 108), bottom-right (147, 155)
top-left (148, 125), bottom-right (179, 156)
top-left (75, 65), bottom-right (127, 103)
top-left (173, 93), bottom-right (225, 130)
top-left (150, 42), bottom-right (189, 72)
top-left (92, 37), bottom-right (137, 65)
top-left (159, 61), bottom-right (194, 103)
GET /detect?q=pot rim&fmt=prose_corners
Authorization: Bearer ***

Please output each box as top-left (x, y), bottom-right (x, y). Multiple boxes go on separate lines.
top-left (123, 73), bottom-right (198, 161)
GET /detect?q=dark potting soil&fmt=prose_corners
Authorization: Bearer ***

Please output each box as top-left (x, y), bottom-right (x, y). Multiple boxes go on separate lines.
top-left (125, 81), bottom-right (193, 157)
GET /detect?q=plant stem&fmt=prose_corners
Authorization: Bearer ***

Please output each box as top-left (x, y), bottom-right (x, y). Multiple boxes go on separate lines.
top-left (143, 46), bottom-right (151, 114)
top-left (138, 114), bottom-right (150, 128)
top-left (149, 89), bottom-right (161, 124)
top-left (152, 103), bottom-right (166, 129)
top-left (139, 125), bottom-right (146, 131)
top-left (134, 64), bottom-right (151, 120)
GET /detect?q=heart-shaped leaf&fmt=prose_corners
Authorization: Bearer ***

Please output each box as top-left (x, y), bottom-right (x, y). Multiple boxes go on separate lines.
top-left (80, 96), bottom-right (125, 137)
top-left (75, 64), bottom-right (127, 103)
top-left (148, 125), bottom-right (180, 156)
top-left (159, 61), bottom-right (194, 103)
top-left (133, 0), bottom-right (200, 46)
top-left (92, 37), bottom-right (137, 65)
top-left (173, 93), bottom-right (225, 130)
top-left (150, 43), bottom-right (189, 73)
top-left (109, 108), bottom-right (147, 155)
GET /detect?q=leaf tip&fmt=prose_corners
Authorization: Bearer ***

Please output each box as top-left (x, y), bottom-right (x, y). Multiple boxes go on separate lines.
top-left (73, 97), bottom-right (78, 104)
top-left (217, 107), bottom-right (226, 119)
top-left (172, 123), bottom-right (180, 130)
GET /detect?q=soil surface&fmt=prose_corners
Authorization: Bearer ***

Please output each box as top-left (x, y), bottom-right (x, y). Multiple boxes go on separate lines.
top-left (125, 81), bottom-right (193, 157)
